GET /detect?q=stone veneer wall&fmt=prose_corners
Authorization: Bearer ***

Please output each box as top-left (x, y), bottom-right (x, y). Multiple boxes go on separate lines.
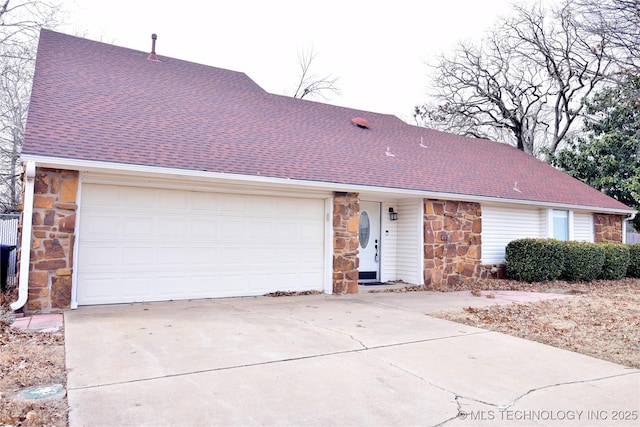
top-left (22, 168), bottom-right (78, 312)
top-left (423, 199), bottom-right (482, 289)
top-left (593, 213), bottom-right (624, 243)
top-left (333, 192), bottom-right (359, 294)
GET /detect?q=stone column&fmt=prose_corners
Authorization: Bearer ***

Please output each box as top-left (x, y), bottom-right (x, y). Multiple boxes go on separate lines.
top-left (594, 213), bottom-right (624, 243)
top-left (23, 168), bottom-right (78, 312)
top-left (424, 199), bottom-right (482, 290)
top-left (333, 192), bottom-right (359, 294)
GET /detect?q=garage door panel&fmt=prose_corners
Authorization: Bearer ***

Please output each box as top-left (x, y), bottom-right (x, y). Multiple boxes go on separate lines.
top-left (190, 276), bottom-right (222, 296)
top-left (123, 216), bottom-right (155, 237)
top-left (220, 221), bottom-right (248, 240)
top-left (222, 194), bottom-right (248, 212)
top-left (158, 216), bottom-right (187, 238)
top-left (122, 277), bottom-right (154, 299)
top-left (247, 221), bottom-right (274, 240)
top-left (83, 185), bottom-right (119, 206)
top-left (158, 188), bottom-right (189, 207)
top-left (77, 277), bottom-right (117, 304)
top-left (299, 221), bottom-right (324, 240)
top-left (155, 276), bottom-right (187, 299)
top-left (189, 218), bottom-right (219, 239)
top-left (158, 247), bottom-right (187, 265)
top-left (79, 245), bottom-right (121, 270)
top-left (78, 184), bottom-right (325, 305)
top-left (122, 247), bottom-right (156, 265)
top-left (81, 214), bottom-right (120, 239)
top-left (190, 247), bottom-right (219, 264)
top-left (191, 192), bottom-right (220, 210)
top-left (122, 186), bottom-right (155, 208)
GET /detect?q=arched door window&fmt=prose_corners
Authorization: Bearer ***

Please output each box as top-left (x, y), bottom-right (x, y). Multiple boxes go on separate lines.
top-left (359, 211), bottom-right (370, 248)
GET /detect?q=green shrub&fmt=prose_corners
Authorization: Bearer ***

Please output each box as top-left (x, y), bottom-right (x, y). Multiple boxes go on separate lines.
top-left (626, 244), bottom-right (640, 277)
top-left (505, 238), bottom-right (565, 282)
top-left (561, 241), bottom-right (605, 282)
top-left (599, 243), bottom-right (630, 280)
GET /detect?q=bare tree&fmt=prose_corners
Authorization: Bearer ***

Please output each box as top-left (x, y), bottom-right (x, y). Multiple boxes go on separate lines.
top-left (0, 0), bottom-right (59, 47)
top-left (575, 0), bottom-right (640, 74)
top-left (415, 0), bottom-right (615, 158)
top-left (415, 31), bottom-right (548, 155)
top-left (292, 46), bottom-right (340, 100)
top-left (0, 0), bottom-right (60, 212)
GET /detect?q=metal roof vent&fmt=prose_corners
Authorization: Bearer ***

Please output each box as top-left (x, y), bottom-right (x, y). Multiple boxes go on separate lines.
top-left (351, 117), bottom-right (370, 129)
top-left (147, 34), bottom-right (159, 61)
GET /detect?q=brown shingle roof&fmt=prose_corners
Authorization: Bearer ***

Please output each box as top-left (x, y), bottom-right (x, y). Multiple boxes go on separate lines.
top-left (23, 30), bottom-right (631, 211)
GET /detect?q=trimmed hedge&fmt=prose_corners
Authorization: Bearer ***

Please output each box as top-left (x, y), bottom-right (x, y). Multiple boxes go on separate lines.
top-left (504, 238), bottom-right (635, 283)
top-left (505, 238), bottom-right (565, 283)
top-left (599, 243), bottom-right (630, 280)
top-left (561, 241), bottom-right (605, 282)
top-left (627, 244), bottom-right (640, 278)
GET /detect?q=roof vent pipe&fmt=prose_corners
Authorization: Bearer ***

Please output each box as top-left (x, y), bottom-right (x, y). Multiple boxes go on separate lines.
top-left (147, 33), bottom-right (158, 61)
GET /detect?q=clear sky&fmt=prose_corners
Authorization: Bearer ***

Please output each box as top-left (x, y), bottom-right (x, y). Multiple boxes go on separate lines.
top-left (59, 0), bottom-right (516, 122)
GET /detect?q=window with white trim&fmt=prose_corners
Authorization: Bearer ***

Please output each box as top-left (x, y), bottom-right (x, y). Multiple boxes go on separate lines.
top-left (553, 210), bottom-right (570, 240)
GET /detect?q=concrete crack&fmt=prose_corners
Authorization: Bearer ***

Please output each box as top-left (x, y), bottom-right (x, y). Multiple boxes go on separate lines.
top-left (283, 313), bottom-right (369, 349)
top-left (438, 372), bottom-right (640, 425)
top-left (210, 299), bottom-right (370, 349)
top-left (365, 354), bottom-right (499, 427)
top-left (208, 299), bottom-right (253, 313)
top-left (498, 371), bottom-right (640, 411)
top-left (366, 353), bottom-right (639, 427)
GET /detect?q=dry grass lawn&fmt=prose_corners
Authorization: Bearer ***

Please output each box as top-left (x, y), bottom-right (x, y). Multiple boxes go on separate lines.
top-left (429, 278), bottom-right (640, 369)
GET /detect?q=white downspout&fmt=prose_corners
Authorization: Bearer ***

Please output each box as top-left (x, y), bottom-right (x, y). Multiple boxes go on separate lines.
top-left (11, 161), bottom-right (36, 311)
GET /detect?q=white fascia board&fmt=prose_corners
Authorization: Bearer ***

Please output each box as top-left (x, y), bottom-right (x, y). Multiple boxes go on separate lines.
top-left (22, 154), bottom-right (636, 216)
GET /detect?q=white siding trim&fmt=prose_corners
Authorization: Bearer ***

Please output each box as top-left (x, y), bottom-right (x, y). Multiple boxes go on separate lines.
top-left (569, 210), bottom-right (575, 240)
top-left (70, 173), bottom-right (84, 309)
top-left (545, 209), bottom-right (553, 238)
top-left (324, 197), bottom-right (334, 294)
top-left (380, 202), bottom-right (398, 282)
top-left (395, 199), bottom-right (423, 285)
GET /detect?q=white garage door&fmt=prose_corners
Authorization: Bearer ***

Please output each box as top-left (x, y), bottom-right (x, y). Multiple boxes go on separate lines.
top-left (77, 184), bottom-right (326, 305)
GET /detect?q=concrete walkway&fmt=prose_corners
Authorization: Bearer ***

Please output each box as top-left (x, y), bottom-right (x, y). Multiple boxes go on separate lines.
top-left (10, 313), bottom-right (63, 332)
top-left (64, 291), bottom-right (640, 426)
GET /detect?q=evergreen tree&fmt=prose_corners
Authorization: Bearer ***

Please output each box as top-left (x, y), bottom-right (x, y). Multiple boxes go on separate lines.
top-left (551, 74), bottom-right (640, 228)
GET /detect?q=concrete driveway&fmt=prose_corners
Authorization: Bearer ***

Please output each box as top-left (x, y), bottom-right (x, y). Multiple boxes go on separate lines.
top-left (64, 291), bottom-right (640, 426)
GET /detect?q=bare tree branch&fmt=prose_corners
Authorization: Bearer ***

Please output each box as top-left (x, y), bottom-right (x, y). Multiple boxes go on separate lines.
top-left (415, 0), bottom-right (617, 158)
top-left (0, 0), bottom-right (61, 212)
top-left (574, 0), bottom-right (640, 74)
top-left (292, 46), bottom-right (340, 100)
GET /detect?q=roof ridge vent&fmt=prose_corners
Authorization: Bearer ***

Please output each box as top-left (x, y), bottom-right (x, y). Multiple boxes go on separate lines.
top-left (147, 34), bottom-right (159, 61)
top-left (351, 117), bottom-right (370, 129)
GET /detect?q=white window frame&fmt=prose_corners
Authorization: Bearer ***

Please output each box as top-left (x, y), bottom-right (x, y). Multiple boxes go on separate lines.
top-left (547, 209), bottom-right (573, 241)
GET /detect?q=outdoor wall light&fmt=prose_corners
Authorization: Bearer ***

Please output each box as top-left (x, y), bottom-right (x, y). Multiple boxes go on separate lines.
top-left (389, 207), bottom-right (398, 221)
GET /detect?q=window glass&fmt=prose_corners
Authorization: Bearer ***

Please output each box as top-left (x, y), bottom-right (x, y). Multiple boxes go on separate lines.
top-left (359, 211), bottom-right (370, 248)
top-left (553, 210), bottom-right (569, 241)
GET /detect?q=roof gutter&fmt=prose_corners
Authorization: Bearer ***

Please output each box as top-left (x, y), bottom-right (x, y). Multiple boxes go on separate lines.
top-left (11, 161), bottom-right (36, 311)
top-left (21, 154), bottom-right (636, 215)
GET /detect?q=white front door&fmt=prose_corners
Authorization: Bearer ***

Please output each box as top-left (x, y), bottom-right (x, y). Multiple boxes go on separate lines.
top-left (359, 201), bottom-right (381, 281)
